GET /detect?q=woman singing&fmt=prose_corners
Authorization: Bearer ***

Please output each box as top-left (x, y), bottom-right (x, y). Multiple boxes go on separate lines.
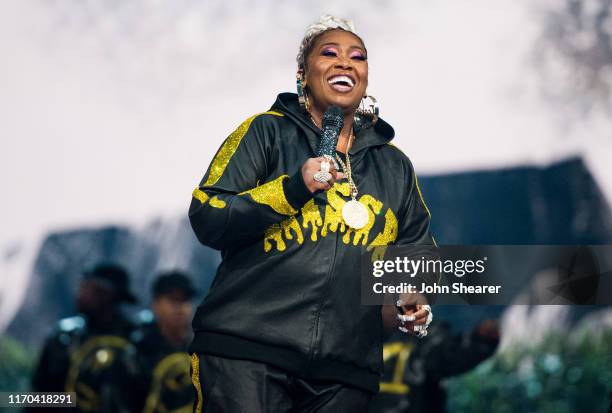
top-left (188, 15), bottom-right (435, 412)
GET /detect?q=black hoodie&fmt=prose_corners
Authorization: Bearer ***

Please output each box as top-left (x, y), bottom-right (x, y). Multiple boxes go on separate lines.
top-left (188, 92), bottom-right (435, 394)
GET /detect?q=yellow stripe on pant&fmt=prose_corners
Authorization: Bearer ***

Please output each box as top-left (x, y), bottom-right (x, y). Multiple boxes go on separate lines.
top-left (191, 353), bottom-right (203, 413)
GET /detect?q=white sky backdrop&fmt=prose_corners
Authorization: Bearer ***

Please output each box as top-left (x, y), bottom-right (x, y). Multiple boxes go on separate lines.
top-left (1, 0), bottom-right (612, 328)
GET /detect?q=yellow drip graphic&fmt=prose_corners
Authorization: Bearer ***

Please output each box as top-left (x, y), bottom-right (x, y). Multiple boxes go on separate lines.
top-left (301, 199), bottom-right (323, 241)
top-left (367, 208), bottom-right (399, 261)
top-left (261, 182), bottom-right (399, 254)
top-left (321, 182), bottom-right (351, 237)
top-left (264, 223), bottom-right (285, 252)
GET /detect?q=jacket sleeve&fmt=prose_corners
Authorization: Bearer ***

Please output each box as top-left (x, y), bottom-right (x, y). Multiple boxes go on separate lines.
top-left (189, 111), bottom-right (313, 250)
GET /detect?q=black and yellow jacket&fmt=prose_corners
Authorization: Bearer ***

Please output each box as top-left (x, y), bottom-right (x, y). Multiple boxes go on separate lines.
top-left (29, 314), bottom-right (136, 413)
top-left (369, 322), bottom-right (499, 413)
top-left (121, 321), bottom-right (193, 413)
top-left (188, 92), bottom-right (435, 394)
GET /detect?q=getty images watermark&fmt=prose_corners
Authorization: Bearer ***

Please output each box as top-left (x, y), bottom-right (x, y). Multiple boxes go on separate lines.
top-left (360, 245), bottom-right (612, 305)
top-left (371, 255), bottom-right (500, 295)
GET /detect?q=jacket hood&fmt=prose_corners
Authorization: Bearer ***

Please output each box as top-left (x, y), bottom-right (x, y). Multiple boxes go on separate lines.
top-left (270, 92), bottom-right (395, 156)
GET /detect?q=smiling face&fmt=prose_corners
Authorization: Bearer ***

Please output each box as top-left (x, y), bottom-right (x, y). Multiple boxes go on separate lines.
top-left (303, 29), bottom-right (368, 116)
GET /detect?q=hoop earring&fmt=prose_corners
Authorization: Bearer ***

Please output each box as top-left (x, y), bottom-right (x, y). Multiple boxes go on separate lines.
top-left (296, 72), bottom-right (311, 113)
top-left (356, 94), bottom-right (379, 123)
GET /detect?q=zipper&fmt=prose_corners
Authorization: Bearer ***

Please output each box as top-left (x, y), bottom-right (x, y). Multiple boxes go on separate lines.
top-left (306, 222), bottom-right (340, 370)
top-left (305, 153), bottom-right (364, 371)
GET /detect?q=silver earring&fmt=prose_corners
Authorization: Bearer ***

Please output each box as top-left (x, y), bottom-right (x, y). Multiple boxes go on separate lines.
top-left (357, 95), bottom-right (379, 121)
top-left (354, 94), bottom-right (379, 129)
top-left (296, 71), bottom-right (310, 113)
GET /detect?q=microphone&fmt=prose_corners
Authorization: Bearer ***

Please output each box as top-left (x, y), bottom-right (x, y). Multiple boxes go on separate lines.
top-left (316, 105), bottom-right (344, 159)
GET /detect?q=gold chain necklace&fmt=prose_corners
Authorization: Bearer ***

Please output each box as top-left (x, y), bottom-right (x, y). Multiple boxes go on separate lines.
top-left (308, 112), bottom-right (368, 229)
top-left (334, 129), bottom-right (357, 197)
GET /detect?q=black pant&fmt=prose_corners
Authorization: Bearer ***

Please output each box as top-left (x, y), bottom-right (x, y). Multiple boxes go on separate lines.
top-left (190, 353), bottom-right (373, 412)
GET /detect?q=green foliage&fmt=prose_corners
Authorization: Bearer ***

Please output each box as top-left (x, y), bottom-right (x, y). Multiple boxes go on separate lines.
top-left (446, 331), bottom-right (612, 413)
top-left (0, 335), bottom-right (35, 392)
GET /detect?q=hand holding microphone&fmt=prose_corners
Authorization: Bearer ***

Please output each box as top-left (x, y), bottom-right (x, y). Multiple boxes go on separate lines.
top-left (302, 106), bottom-right (345, 192)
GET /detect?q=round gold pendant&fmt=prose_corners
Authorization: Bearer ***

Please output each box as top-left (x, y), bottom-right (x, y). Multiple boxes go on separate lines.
top-left (342, 200), bottom-right (368, 229)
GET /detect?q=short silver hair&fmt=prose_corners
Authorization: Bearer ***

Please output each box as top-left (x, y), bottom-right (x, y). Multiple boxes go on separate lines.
top-left (296, 14), bottom-right (359, 70)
